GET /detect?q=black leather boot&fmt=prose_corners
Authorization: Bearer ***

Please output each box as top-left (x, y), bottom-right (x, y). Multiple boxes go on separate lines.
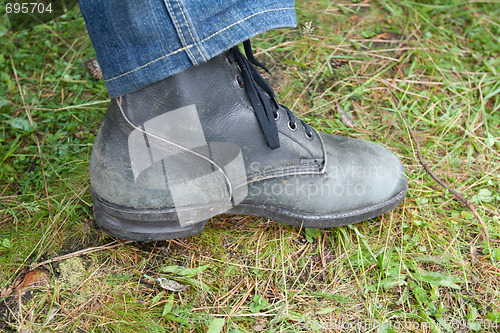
top-left (89, 41), bottom-right (408, 241)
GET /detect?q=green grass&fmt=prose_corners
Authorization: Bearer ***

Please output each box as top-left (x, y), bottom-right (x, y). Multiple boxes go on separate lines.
top-left (1, 0), bottom-right (499, 332)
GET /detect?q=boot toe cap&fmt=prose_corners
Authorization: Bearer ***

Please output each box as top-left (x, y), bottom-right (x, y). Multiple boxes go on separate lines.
top-left (320, 133), bottom-right (407, 213)
top-left (241, 133), bottom-right (407, 224)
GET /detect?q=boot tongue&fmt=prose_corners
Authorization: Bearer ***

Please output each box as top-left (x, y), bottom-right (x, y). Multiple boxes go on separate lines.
top-left (229, 41), bottom-right (281, 149)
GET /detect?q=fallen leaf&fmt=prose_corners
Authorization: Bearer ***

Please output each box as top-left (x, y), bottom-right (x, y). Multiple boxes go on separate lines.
top-left (375, 32), bottom-right (392, 39)
top-left (13, 268), bottom-right (49, 294)
top-left (157, 278), bottom-right (189, 292)
top-left (337, 104), bottom-right (356, 128)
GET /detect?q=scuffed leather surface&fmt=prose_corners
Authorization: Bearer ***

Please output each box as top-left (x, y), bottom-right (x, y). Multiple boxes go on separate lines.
top-left (90, 53), bottom-right (406, 212)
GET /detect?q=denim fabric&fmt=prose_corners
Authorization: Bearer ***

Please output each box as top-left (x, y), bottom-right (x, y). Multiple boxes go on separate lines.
top-left (79, 0), bottom-right (296, 97)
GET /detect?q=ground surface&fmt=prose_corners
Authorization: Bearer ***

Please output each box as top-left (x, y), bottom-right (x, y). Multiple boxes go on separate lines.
top-left (0, 0), bottom-right (499, 332)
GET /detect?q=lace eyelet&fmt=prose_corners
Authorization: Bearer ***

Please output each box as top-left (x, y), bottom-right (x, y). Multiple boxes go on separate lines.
top-left (288, 121), bottom-right (297, 131)
top-left (274, 112), bottom-right (280, 120)
top-left (236, 75), bottom-right (244, 86)
top-left (305, 131), bottom-right (313, 139)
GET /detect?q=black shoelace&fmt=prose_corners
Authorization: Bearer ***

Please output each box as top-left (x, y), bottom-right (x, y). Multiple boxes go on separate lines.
top-left (228, 40), bottom-right (313, 149)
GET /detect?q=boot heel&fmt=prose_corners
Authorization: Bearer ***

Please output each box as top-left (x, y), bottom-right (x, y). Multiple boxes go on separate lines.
top-left (91, 193), bottom-right (208, 241)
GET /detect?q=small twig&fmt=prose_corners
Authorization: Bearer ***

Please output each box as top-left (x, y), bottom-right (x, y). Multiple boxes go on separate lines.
top-left (228, 277), bottom-right (254, 317)
top-left (30, 99), bottom-right (110, 112)
top-left (216, 277), bottom-right (246, 306)
top-left (10, 55), bottom-right (51, 217)
top-left (32, 241), bottom-right (133, 269)
top-left (400, 112), bottom-right (490, 241)
top-left (483, 206), bottom-right (500, 217)
top-left (319, 232), bottom-right (327, 268)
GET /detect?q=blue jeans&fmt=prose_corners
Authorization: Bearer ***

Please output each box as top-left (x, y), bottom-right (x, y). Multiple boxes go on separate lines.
top-left (79, 0), bottom-right (296, 97)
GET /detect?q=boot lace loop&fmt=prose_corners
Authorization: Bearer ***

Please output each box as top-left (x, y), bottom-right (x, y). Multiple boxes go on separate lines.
top-left (229, 40), bottom-right (313, 149)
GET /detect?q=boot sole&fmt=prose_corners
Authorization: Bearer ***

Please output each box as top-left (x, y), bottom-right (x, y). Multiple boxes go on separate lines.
top-left (230, 183), bottom-right (408, 229)
top-left (91, 183), bottom-right (407, 241)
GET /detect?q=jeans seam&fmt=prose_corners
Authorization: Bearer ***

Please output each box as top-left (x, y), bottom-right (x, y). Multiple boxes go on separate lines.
top-left (105, 46), bottom-right (192, 82)
top-left (105, 7), bottom-right (295, 83)
top-left (164, 0), bottom-right (198, 65)
top-left (175, 0), bottom-right (207, 62)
